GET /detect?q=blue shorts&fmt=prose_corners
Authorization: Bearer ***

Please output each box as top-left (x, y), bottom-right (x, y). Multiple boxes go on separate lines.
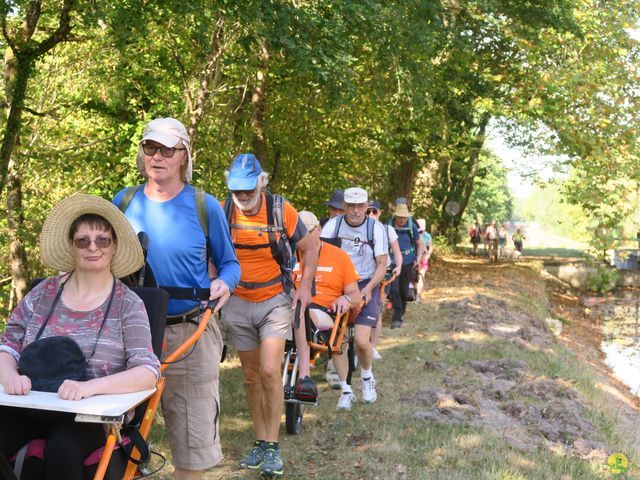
top-left (355, 279), bottom-right (380, 327)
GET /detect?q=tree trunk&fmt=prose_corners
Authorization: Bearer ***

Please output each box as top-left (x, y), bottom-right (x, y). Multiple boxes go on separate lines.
top-left (187, 16), bottom-right (226, 148)
top-left (7, 157), bottom-right (28, 302)
top-left (388, 140), bottom-right (419, 206)
top-left (251, 39), bottom-right (269, 166)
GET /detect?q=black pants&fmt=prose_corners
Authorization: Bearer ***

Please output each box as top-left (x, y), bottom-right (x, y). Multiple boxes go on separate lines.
top-left (0, 406), bottom-right (111, 480)
top-left (390, 263), bottom-right (413, 323)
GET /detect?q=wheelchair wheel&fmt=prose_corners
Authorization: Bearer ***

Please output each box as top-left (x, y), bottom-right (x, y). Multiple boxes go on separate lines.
top-left (285, 402), bottom-right (304, 435)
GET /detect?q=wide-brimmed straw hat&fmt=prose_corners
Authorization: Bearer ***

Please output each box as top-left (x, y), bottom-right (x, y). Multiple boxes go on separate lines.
top-left (40, 194), bottom-right (144, 278)
top-left (394, 204), bottom-right (413, 217)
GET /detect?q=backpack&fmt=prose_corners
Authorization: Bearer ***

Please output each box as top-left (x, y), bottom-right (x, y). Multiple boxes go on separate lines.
top-left (117, 184), bottom-right (212, 301)
top-left (389, 216), bottom-right (416, 254)
top-left (223, 193), bottom-right (294, 292)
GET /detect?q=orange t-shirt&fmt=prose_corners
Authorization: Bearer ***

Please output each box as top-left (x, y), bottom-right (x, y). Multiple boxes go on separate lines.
top-left (225, 193), bottom-right (306, 302)
top-left (293, 241), bottom-right (360, 310)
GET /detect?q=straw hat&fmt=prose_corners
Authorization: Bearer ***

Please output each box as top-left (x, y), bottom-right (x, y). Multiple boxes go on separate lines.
top-left (394, 204), bottom-right (413, 217)
top-left (40, 194), bottom-right (144, 278)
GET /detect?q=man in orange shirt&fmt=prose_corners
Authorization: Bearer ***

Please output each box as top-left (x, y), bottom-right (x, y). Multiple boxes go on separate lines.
top-left (221, 154), bottom-right (318, 478)
top-left (293, 212), bottom-right (361, 409)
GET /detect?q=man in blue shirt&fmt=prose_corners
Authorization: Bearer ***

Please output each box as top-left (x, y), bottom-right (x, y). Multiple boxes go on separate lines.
top-left (389, 203), bottom-right (424, 329)
top-left (114, 118), bottom-right (240, 480)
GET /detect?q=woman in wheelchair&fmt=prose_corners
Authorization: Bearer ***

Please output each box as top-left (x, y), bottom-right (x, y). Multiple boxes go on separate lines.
top-left (0, 194), bottom-right (160, 480)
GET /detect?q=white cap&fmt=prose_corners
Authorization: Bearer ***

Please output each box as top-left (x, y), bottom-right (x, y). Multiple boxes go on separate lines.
top-left (417, 218), bottom-right (426, 231)
top-left (298, 211), bottom-right (320, 231)
top-left (344, 187), bottom-right (368, 204)
top-left (142, 118), bottom-right (193, 182)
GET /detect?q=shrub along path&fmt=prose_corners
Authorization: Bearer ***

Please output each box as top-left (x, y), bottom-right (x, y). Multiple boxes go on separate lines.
top-left (150, 255), bottom-right (640, 479)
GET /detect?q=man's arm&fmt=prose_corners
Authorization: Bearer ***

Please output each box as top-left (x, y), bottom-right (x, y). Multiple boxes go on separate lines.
top-left (362, 255), bottom-right (388, 303)
top-left (332, 281), bottom-right (361, 316)
top-left (292, 232), bottom-right (320, 311)
top-left (391, 239), bottom-right (402, 277)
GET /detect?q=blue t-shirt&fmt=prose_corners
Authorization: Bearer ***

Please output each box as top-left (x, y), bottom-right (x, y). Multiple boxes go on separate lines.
top-left (422, 231), bottom-right (432, 248)
top-left (392, 218), bottom-right (420, 265)
top-left (113, 184), bottom-right (240, 315)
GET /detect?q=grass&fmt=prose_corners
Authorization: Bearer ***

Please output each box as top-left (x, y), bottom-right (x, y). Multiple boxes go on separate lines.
top-left (142, 258), bottom-right (639, 479)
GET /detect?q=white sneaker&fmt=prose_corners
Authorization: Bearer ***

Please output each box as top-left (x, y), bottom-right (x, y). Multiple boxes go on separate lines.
top-left (372, 349), bottom-right (382, 361)
top-left (361, 377), bottom-right (377, 403)
top-left (325, 369), bottom-right (341, 390)
top-left (336, 392), bottom-right (357, 410)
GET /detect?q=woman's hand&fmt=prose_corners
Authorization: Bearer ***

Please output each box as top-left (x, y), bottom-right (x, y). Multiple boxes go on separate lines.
top-left (2, 372), bottom-right (31, 395)
top-left (58, 379), bottom-right (96, 401)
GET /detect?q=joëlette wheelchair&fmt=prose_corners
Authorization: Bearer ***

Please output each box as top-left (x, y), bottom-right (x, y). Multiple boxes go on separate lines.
top-left (0, 268), bottom-right (218, 479)
top-left (282, 302), bottom-right (358, 435)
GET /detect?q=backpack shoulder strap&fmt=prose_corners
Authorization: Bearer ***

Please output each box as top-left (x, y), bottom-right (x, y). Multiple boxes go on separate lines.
top-left (194, 188), bottom-right (210, 262)
top-left (367, 216), bottom-right (376, 247)
top-left (223, 195), bottom-right (234, 226)
top-left (117, 185), bottom-right (143, 213)
top-left (265, 193), bottom-right (284, 267)
top-left (332, 215), bottom-right (344, 238)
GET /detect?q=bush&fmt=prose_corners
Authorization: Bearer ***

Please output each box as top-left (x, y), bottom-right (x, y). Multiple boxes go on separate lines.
top-left (586, 266), bottom-right (619, 293)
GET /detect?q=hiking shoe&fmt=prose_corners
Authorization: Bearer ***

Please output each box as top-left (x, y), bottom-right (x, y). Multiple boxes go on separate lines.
top-left (361, 377), bottom-right (377, 403)
top-left (372, 348), bottom-right (382, 360)
top-left (239, 441), bottom-right (266, 470)
top-left (260, 447), bottom-right (284, 478)
top-left (390, 320), bottom-right (402, 329)
top-left (294, 375), bottom-right (318, 402)
top-left (336, 392), bottom-right (357, 410)
top-left (325, 368), bottom-right (341, 390)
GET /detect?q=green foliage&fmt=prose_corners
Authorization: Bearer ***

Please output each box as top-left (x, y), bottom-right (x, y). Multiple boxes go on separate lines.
top-left (464, 150), bottom-right (513, 225)
top-left (586, 266), bottom-right (619, 294)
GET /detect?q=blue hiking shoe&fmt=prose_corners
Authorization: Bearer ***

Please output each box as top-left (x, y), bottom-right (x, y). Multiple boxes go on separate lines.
top-left (260, 446), bottom-right (284, 478)
top-left (239, 441), bottom-right (266, 470)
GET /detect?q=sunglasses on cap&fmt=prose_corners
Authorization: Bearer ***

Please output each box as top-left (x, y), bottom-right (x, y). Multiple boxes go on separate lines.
top-left (73, 236), bottom-right (113, 249)
top-left (141, 142), bottom-right (186, 158)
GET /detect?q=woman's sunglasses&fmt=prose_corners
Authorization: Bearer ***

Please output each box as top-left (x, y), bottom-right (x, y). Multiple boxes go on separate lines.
top-left (73, 236), bottom-right (113, 249)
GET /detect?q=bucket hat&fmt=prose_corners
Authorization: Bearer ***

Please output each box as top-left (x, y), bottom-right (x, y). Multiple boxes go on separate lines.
top-left (394, 204), bottom-right (413, 217)
top-left (40, 194), bottom-right (144, 278)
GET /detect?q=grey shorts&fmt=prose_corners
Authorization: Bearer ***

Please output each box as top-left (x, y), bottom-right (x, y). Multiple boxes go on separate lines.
top-left (355, 280), bottom-right (380, 328)
top-left (221, 292), bottom-right (293, 351)
top-left (161, 318), bottom-right (224, 470)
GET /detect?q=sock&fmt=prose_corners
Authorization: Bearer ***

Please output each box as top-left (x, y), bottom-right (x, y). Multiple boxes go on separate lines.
top-left (265, 442), bottom-right (279, 450)
top-left (361, 367), bottom-right (372, 379)
top-left (340, 381), bottom-right (352, 394)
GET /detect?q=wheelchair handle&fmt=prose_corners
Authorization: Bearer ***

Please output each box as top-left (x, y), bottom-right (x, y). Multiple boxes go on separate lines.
top-left (293, 300), bottom-right (302, 330)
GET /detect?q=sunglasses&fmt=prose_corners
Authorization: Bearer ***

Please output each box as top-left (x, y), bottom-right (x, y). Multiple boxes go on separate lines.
top-left (142, 142), bottom-right (186, 158)
top-left (231, 189), bottom-right (257, 196)
top-left (73, 236), bottom-right (113, 249)
top-left (367, 209), bottom-right (379, 215)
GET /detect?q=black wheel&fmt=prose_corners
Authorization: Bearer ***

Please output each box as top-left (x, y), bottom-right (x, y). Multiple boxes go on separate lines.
top-left (285, 402), bottom-right (304, 435)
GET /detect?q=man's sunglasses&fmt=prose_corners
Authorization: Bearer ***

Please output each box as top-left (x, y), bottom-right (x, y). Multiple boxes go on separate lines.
top-left (231, 189), bottom-right (257, 196)
top-left (73, 236), bottom-right (113, 249)
top-left (367, 209), bottom-right (379, 215)
top-left (142, 142), bottom-right (186, 158)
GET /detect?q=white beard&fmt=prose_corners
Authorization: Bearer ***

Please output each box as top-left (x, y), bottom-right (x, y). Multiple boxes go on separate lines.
top-left (232, 190), bottom-right (261, 212)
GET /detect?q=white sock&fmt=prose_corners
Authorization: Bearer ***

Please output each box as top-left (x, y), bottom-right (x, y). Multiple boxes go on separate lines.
top-left (340, 381), bottom-right (352, 394)
top-left (361, 367), bottom-right (372, 379)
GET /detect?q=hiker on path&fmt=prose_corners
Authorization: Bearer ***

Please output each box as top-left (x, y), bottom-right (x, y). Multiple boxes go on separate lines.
top-left (319, 189), bottom-right (344, 227)
top-left (416, 218), bottom-right (433, 303)
top-left (321, 187), bottom-right (388, 405)
top-left (512, 228), bottom-right (525, 253)
top-left (293, 211), bottom-right (361, 410)
top-left (367, 200), bottom-right (402, 360)
top-left (220, 154), bottom-right (319, 478)
top-left (470, 220), bottom-right (482, 256)
top-left (388, 204), bottom-right (424, 328)
top-left (485, 220), bottom-right (499, 262)
top-left (498, 224), bottom-right (508, 259)
top-left (114, 118), bottom-right (240, 480)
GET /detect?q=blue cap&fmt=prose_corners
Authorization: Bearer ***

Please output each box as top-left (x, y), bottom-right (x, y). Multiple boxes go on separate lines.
top-left (368, 199), bottom-right (381, 211)
top-left (227, 154), bottom-right (262, 190)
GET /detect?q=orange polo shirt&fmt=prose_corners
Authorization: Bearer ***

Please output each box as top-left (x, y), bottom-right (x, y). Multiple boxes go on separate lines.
top-left (293, 241), bottom-right (360, 310)
top-left (225, 193), bottom-right (306, 302)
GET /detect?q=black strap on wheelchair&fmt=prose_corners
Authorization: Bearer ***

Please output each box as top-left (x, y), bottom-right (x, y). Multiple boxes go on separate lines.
top-left (159, 286), bottom-right (210, 301)
top-left (0, 452), bottom-right (18, 480)
top-left (346, 326), bottom-right (356, 385)
top-left (119, 424), bottom-right (150, 467)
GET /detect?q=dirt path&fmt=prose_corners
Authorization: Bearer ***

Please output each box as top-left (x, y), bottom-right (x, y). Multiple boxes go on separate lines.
top-left (171, 255), bottom-right (640, 479)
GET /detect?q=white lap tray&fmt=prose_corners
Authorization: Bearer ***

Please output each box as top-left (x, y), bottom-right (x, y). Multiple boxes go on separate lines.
top-left (0, 385), bottom-right (155, 423)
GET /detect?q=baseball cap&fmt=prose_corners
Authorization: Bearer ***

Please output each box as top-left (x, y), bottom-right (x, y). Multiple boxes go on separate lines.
top-left (298, 211), bottom-right (320, 232)
top-left (142, 118), bottom-right (193, 181)
top-left (227, 153), bottom-right (263, 191)
top-left (368, 199), bottom-right (381, 211)
top-left (344, 187), bottom-right (368, 204)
